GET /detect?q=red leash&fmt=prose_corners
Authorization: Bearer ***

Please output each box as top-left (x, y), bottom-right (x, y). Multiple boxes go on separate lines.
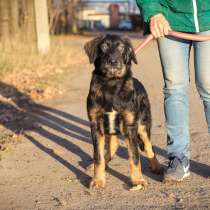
top-left (134, 30), bottom-right (210, 54)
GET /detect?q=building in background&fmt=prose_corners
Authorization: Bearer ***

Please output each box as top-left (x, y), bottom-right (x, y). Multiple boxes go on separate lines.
top-left (109, 4), bottom-right (120, 29)
top-left (77, 0), bottom-right (141, 30)
top-left (77, 7), bottom-right (110, 30)
top-left (49, 0), bottom-right (143, 33)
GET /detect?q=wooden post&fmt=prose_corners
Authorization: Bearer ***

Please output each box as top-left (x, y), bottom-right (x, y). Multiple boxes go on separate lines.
top-left (34, 0), bottom-right (50, 53)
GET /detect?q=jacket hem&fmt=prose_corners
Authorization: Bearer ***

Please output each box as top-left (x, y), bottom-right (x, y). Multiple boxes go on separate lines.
top-left (170, 25), bottom-right (210, 33)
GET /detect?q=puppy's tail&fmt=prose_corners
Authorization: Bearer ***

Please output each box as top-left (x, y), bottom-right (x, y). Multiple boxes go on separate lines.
top-left (137, 134), bottom-right (144, 151)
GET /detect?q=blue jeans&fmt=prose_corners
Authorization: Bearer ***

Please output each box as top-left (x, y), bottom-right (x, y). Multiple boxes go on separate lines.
top-left (157, 30), bottom-right (210, 159)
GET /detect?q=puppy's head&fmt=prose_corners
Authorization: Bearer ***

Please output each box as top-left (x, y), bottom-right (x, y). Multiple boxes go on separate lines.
top-left (84, 34), bottom-right (137, 79)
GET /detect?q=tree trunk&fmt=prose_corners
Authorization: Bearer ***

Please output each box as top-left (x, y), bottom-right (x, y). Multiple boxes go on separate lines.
top-left (34, 0), bottom-right (50, 53)
top-left (24, 0), bottom-right (36, 45)
top-left (9, 0), bottom-right (20, 39)
top-left (71, 10), bottom-right (78, 34)
top-left (0, 0), bottom-right (10, 42)
top-left (69, 0), bottom-right (79, 34)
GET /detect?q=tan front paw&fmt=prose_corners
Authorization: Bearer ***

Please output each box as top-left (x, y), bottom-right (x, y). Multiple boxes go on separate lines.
top-left (131, 178), bottom-right (148, 189)
top-left (89, 178), bottom-right (106, 189)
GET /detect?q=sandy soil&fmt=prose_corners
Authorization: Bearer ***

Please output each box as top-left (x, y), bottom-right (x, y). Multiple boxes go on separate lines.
top-left (0, 35), bottom-right (210, 210)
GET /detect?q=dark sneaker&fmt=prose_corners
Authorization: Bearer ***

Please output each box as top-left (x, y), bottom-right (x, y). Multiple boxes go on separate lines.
top-left (163, 156), bottom-right (190, 182)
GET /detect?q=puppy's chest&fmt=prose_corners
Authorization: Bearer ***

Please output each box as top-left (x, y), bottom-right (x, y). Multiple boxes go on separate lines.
top-left (103, 109), bottom-right (121, 135)
top-left (103, 89), bottom-right (125, 111)
top-left (91, 77), bottom-right (134, 111)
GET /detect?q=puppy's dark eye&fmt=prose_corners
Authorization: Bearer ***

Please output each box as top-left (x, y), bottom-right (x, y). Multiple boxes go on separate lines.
top-left (101, 43), bottom-right (109, 52)
top-left (117, 44), bottom-right (125, 52)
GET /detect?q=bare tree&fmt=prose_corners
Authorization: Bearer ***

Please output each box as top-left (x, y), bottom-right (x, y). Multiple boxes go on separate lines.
top-left (9, 0), bottom-right (19, 39)
top-left (69, 0), bottom-right (80, 34)
top-left (0, 0), bottom-right (50, 53)
top-left (48, 0), bottom-right (81, 35)
top-left (0, 0), bottom-right (10, 42)
top-left (24, 0), bottom-right (37, 44)
top-left (0, 0), bottom-right (35, 43)
top-left (34, 0), bottom-right (50, 53)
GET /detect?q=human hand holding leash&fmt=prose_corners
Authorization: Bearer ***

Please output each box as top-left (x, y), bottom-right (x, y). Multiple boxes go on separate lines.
top-left (134, 28), bottom-right (210, 55)
top-left (150, 14), bottom-right (171, 38)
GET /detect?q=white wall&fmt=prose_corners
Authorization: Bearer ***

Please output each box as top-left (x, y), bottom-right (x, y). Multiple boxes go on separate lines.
top-left (78, 8), bottom-right (110, 28)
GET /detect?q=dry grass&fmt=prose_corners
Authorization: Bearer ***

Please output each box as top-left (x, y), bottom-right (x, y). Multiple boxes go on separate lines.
top-left (0, 35), bottom-right (89, 158)
top-left (0, 35), bottom-right (87, 101)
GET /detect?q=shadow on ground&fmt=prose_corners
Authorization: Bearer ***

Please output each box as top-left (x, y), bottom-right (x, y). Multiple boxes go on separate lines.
top-left (0, 81), bottom-right (209, 188)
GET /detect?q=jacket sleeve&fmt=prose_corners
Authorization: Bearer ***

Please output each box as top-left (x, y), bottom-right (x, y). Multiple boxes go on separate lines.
top-left (136, 0), bottom-right (162, 23)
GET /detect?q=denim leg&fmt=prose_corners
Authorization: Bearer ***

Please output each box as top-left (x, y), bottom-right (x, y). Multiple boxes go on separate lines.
top-left (194, 31), bottom-right (210, 134)
top-left (157, 36), bottom-right (192, 159)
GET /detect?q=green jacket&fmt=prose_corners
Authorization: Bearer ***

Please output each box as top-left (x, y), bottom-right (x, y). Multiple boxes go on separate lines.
top-left (136, 0), bottom-right (210, 33)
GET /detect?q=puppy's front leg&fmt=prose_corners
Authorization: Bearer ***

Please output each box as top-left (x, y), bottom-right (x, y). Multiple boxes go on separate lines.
top-left (138, 124), bottom-right (162, 174)
top-left (89, 120), bottom-right (106, 189)
top-left (125, 125), bottom-right (148, 188)
top-left (105, 135), bottom-right (119, 165)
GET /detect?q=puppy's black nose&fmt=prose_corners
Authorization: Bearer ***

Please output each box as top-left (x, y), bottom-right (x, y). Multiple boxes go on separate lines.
top-left (108, 58), bottom-right (118, 65)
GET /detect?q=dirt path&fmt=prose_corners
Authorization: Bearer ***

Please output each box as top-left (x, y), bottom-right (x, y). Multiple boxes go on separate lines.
top-left (0, 37), bottom-right (210, 210)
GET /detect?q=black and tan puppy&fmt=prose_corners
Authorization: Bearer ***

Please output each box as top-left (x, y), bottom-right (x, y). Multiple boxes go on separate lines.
top-left (84, 34), bottom-right (161, 189)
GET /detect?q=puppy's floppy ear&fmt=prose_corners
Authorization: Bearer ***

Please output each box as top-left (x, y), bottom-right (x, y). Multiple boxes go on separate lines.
top-left (123, 37), bottom-right (138, 64)
top-left (84, 35), bottom-right (105, 64)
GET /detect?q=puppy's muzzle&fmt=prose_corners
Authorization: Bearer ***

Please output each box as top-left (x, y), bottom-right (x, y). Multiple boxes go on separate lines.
top-left (108, 58), bottom-right (119, 66)
top-left (104, 111), bottom-right (120, 135)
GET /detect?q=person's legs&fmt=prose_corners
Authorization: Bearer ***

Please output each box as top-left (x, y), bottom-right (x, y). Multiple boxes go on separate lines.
top-left (194, 30), bottom-right (210, 134)
top-left (157, 36), bottom-right (191, 182)
top-left (157, 36), bottom-right (192, 159)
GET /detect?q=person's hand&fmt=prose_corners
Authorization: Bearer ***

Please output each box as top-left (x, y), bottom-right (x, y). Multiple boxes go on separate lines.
top-left (149, 14), bottom-right (171, 38)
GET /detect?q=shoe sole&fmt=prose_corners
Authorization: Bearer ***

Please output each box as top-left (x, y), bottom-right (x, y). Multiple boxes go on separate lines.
top-left (163, 172), bottom-right (190, 183)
